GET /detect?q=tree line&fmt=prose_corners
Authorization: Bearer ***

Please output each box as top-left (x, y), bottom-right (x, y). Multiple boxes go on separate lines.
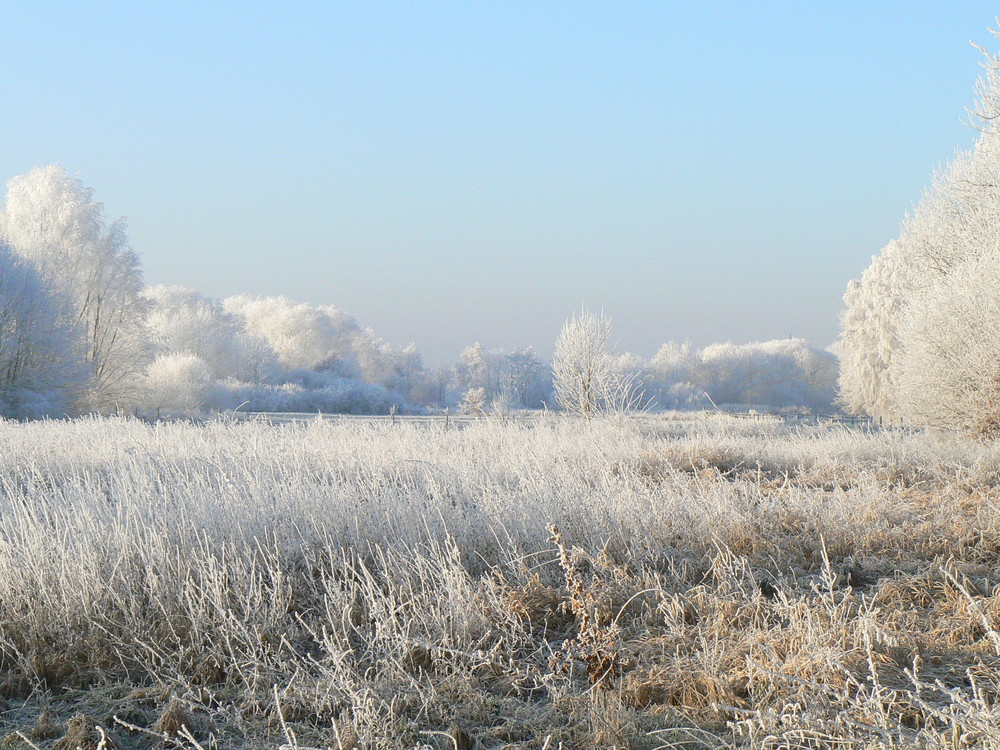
top-left (0, 166), bottom-right (838, 419)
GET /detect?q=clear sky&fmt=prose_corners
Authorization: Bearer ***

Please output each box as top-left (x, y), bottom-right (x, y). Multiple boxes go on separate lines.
top-left (2, 2), bottom-right (997, 362)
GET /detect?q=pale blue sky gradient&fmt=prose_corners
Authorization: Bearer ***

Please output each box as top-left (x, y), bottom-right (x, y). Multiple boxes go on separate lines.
top-left (2, 2), bottom-right (997, 362)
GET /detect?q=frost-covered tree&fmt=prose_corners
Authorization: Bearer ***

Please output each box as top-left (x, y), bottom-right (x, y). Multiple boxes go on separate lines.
top-left (650, 341), bottom-right (698, 382)
top-left (1, 166), bottom-right (150, 409)
top-left (0, 245), bottom-right (85, 417)
top-left (455, 342), bottom-right (489, 393)
top-left (223, 295), bottom-right (361, 374)
top-left (352, 330), bottom-right (424, 397)
top-left (637, 338), bottom-right (838, 412)
top-left (395, 343), bottom-right (424, 396)
top-left (646, 341), bottom-right (703, 409)
top-left (838, 240), bottom-right (919, 419)
top-left (452, 343), bottom-right (550, 408)
top-left (145, 285), bottom-right (280, 383)
top-left (409, 364), bottom-right (453, 406)
top-left (503, 347), bottom-right (550, 408)
top-left (699, 339), bottom-right (837, 410)
top-left (552, 310), bottom-right (640, 417)
top-left (839, 29), bottom-right (1000, 430)
top-left (894, 254), bottom-right (1000, 434)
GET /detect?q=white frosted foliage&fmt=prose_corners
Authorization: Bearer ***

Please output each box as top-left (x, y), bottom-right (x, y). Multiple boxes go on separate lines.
top-left (552, 310), bottom-right (642, 417)
top-left (0, 166), bottom-right (150, 410)
top-left (0, 245), bottom-right (85, 416)
top-left (838, 31), bottom-right (1000, 431)
top-left (145, 353), bottom-right (215, 415)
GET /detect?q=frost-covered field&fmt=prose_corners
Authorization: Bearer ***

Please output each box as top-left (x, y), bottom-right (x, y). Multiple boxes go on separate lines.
top-left (2, 414), bottom-right (1000, 749)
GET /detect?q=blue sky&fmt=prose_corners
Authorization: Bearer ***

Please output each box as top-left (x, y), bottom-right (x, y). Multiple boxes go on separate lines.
top-left (2, 2), bottom-right (997, 362)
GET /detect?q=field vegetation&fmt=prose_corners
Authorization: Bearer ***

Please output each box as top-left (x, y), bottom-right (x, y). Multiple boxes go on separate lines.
top-left (1, 413), bottom-right (1000, 748)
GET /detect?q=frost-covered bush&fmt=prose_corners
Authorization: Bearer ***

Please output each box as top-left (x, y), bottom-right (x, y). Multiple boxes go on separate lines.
top-left (145, 353), bottom-right (215, 415)
top-left (215, 374), bottom-right (406, 414)
top-left (458, 386), bottom-right (487, 415)
top-left (699, 339), bottom-right (837, 410)
top-left (552, 311), bottom-right (643, 417)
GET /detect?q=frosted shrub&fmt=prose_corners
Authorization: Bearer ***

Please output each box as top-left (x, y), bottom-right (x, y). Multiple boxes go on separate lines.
top-left (216, 375), bottom-right (405, 413)
top-left (459, 386), bottom-right (487, 415)
top-left (145, 353), bottom-right (215, 414)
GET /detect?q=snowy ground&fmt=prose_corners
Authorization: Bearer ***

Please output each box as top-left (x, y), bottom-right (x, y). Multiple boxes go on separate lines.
top-left (0, 413), bottom-right (998, 748)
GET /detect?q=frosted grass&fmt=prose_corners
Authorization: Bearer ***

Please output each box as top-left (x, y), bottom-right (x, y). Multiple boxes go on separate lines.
top-left (1, 414), bottom-right (1000, 747)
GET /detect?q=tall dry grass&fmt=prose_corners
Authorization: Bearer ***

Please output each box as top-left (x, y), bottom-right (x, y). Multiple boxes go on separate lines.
top-left (1, 413), bottom-right (1000, 748)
